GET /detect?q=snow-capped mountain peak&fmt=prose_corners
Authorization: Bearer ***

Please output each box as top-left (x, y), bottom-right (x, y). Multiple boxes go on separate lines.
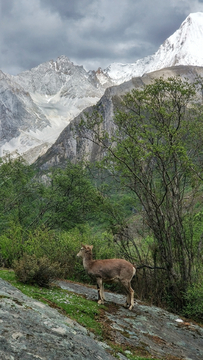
top-left (153, 12), bottom-right (203, 69)
top-left (101, 12), bottom-right (203, 85)
top-left (0, 56), bottom-right (109, 162)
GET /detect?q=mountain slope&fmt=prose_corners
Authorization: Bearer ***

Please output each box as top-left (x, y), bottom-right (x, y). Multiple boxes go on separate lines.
top-left (36, 65), bottom-right (203, 169)
top-left (100, 12), bottom-right (203, 85)
top-left (0, 56), bottom-right (109, 162)
top-left (0, 71), bottom-right (50, 157)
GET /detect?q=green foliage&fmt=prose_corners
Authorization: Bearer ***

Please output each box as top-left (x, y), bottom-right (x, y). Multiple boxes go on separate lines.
top-left (0, 157), bottom-right (114, 237)
top-left (13, 254), bottom-right (63, 287)
top-left (44, 161), bottom-right (104, 230)
top-left (183, 281), bottom-right (203, 322)
top-left (0, 224), bottom-right (24, 267)
top-left (23, 225), bottom-right (102, 281)
top-left (80, 76), bottom-right (203, 310)
top-left (0, 155), bottom-right (36, 231)
top-left (0, 157), bottom-right (123, 270)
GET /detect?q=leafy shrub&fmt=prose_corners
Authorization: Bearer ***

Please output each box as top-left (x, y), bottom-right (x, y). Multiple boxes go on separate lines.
top-left (182, 281), bottom-right (203, 323)
top-left (0, 224), bottom-right (24, 267)
top-left (24, 226), bottom-right (87, 279)
top-left (22, 225), bottom-right (119, 283)
top-left (13, 254), bottom-right (64, 287)
top-left (91, 231), bottom-right (118, 260)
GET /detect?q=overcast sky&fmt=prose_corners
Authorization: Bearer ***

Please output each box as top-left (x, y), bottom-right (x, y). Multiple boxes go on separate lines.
top-left (1, 0), bottom-right (203, 75)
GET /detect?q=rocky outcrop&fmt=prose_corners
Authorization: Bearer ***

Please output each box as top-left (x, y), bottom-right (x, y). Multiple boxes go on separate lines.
top-left (36, 65), bottom-right (203, 170)
top-left (0, 278), bottom-right (116, 360)
top-left (59, 280), bottom-right (203, 360)
top-left (1, 276), bottom-right (203, 360)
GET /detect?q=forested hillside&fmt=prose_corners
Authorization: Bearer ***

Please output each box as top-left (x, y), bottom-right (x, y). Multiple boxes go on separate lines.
top-left (1, 77), bottom-right (203, 323)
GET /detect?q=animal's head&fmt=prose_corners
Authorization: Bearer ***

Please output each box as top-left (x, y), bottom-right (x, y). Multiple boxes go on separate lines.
top-left (76, 244), bottom-right (93, 258)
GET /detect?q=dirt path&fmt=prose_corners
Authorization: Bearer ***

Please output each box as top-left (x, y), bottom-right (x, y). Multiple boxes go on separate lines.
top-left (58, 279), bottom-right (203, 360)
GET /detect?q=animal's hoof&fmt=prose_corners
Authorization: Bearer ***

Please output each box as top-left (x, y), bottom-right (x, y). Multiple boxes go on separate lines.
top-left (98, 300), bottom-right (104, 305)
top-left (124, 303), bottom-right (133, 310)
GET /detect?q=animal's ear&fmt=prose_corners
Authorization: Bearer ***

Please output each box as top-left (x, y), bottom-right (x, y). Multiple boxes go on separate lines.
top-left (89, 245), bottom-right (93, 250)
top-left (81, 244), bottom-right (86, 249)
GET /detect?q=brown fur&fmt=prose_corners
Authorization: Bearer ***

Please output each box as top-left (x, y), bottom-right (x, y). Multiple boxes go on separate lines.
top-left (77, 244), bottom-right (136, 310)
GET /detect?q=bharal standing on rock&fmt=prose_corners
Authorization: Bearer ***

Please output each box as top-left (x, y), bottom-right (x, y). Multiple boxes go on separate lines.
top-left (77, 245), bottom-right (136, 310)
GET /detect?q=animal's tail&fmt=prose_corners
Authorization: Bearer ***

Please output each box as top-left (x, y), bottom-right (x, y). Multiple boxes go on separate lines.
top-left (132, 266), bottom-right (136, 278)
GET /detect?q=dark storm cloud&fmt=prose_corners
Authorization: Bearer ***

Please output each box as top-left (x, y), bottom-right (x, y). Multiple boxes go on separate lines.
top-left (41, 0), bottom-right (94, 20)
top-left (1, 0), bottom-right (203, 75)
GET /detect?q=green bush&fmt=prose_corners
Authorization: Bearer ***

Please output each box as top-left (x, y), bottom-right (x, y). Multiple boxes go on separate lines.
top-left (183, 281), bottom-right (203, 323)
top-left (22, 225), bottom-right (119, 282)
top-left (24, 226), bottom-right (88, 279)
top-left (91, 231), bottom-right (118, 260)
top-left (13, 254), bottom-right (64, 287)
top-left (0, 219), bottom-right (121, 285)
top-left (0, 224), bottom-right (24, 267)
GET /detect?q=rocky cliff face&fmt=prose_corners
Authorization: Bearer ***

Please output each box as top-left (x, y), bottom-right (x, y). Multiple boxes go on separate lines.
top-left (36, 65), bottom-right (203, 170)
top-left (0, 71), bottom-right (49, 156)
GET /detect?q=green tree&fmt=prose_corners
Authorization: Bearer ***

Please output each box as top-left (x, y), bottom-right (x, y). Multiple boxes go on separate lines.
top-left (41, 161), bottom-right (104, 230)
top-left (0, 155), bottom-right (39, 232)
top-left (79, 77), bottom-right (203, 306)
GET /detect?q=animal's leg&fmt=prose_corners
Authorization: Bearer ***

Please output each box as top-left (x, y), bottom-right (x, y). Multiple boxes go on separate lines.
top-left (96, 278), bottom-right (104, 304)
top-left (101, 283), bottom-right (105, 301)
top-left (128, 286), bottom-right (134, 310)
top-left (124, 292), bottom-right (131, 308)
top-left (121, 280), bottom-right (134, 310)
